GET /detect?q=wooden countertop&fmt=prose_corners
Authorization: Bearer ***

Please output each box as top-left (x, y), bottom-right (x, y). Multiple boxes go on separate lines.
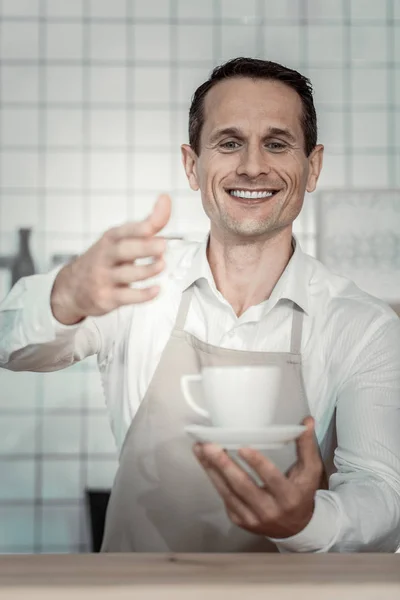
top-left (0, 553), bottom-right (399, 599)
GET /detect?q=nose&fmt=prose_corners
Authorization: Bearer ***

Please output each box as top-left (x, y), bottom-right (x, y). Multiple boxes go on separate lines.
top-left (236, 144), bottom-right (271, 179)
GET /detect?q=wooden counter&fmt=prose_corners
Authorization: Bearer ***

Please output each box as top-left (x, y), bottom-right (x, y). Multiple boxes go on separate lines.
top-left (0, 553), bottom-right (399, 599)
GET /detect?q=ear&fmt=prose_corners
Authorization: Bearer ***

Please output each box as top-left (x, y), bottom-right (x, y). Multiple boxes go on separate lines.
top-left (306, 144), bottom-right (324, 193)
top-left (181, 144), bottom-right (200, 191)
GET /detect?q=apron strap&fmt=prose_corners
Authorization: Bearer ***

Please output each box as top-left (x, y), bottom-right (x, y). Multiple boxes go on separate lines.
top-left (290, 303), bottom-right (304, 354)
top-left (174, 285), bottom-right (195, 331)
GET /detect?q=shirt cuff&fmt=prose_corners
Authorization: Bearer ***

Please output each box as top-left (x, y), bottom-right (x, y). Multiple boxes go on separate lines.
top-left (21, 266), bottom-right (84, 343)
top-left (267, 490), bottom-right (343, 553)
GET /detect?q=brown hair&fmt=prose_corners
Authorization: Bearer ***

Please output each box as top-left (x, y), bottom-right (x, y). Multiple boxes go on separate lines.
top-left (188, 57), bottom-right (317, 156)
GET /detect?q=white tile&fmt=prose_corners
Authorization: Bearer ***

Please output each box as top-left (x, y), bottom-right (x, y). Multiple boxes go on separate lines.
top-left (42, 370), bottom-right (86, 410)
top-left (42, 459), bottom-right (81, 500)
top-left (2, 0), bottom-right (38, 15)
top-left (46, 23), bottom-right (83, 60)
top-left (46, 66), bottom-right (83, 103)
top-left (126, 191), bottom-right (166, 222)
top-left (220, 25), bottom-right (258, 63)
top-left (0, 371), bottom-right (38, 411)
top-left (351, 69), bottom-right (388, 106)
top-left (177, 0), bottom-right (214, 19)
top-left (0, 22), bottom-right (39, 59)
top-left (306, 0), bottom-right (344, 20)
top-left (41, 505), bottom-right (85, 547)
top-left (316, 153), bottom-right (346, 188)
top-left (133, 109), bottom-right (171, 148)
top-left (221, 0), bottom-right (258, 20)
top-left (176, 67), bottom-right (208, 104)
top-left (351, 26), bottom-right (388, 63)
top-left (395, 70), bottom-right (400, 104)
top-left (133, 152), bottom-right (172, 190)
top-left (85, 370), bottom-right (107, 409)
top-left (0, 506), bottom-right (34, 550)
top-left (45, 194), bottom-right (85, 234)
top-left (46, 0), bottom-right (83, 17)
top-left (1, 152), bottom-right (38, 189)
top-left (88, 194), bottom-right (128, 235)
top-left (352, 112), bottom-right (388, 149)
top-left (90, 67), bottom-right (126, 103)
top-left (133, 0), bottom-right (170, 18)
top-left (0, 460), bottom-right (35, 500)
top-left (42, 414), bottom-right (83, 455)
top-left (317, 111), bottom-right (345, 152)
top-left (353, 154), bottom-right (388, 187)
top-left (87, 413), bottom-right (118, 455)
top-left (263, 0), bottom-right (301, 20)
top-left (171, 190), bottom-right (210, 234)
top-left (134, 67), bottom-right (170, 103)
top-left (396, 153), bottom-right (400, 188)
top-left (1, 66), bottom-right (38, 103)
top-left (0, 194), bottom-right (39, 231)
top-left (45, 152), bottom-right (83, 189)
top-left (89, 23), bottom-right (127, 61)
top-left (306, 68), bottom-right (344, 105)
top-left (350, 0), bottom-right (387, 20)
top-left (45, 236), bottom-right (87, 271)
top-left (176, 109), bottom-right (190, 145)
top-left (89, 152), bottom-right (127, 191)
top-left (133, 24), bottom-right (171, 62)
top-left (90, 110), bottom-right (127, 147)
top-left (394, 26), bottom-right (400, 65)
top-left (307, 26), bottom-right (344, 64)
top-left (1, 109), bottom-right (38, 146)
top-left (0, 416), bottom-right (35, 455)
top-left (395, 0), bottom-right (400, 18)
top-left (46, 110), bottom-right (83, 147)
top-left (177, 24), bottom-right (214, 61)
top-left (87, 458), bottom-right (118, 488)
top-left (89, 0), bottom-right (127, 17)
top-left (264, 25), bottom-right (301, 67)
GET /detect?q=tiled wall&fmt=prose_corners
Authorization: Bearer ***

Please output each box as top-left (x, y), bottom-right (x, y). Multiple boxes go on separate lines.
top-left (0, 0), bottom-right (399, 553)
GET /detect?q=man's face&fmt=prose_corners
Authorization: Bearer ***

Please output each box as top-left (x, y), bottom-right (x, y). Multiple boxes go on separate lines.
top-left (182, 77), bottom-right (323, 241)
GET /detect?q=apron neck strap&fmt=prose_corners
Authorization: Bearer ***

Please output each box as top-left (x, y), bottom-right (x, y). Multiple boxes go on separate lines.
top-left (174, 285), bottom-right (194, 331)
top-left (290, 303), bottom-right (304, 354)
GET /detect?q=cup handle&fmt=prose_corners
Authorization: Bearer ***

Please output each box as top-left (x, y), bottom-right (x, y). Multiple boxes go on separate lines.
top-left (181, 374), bottom-right (210, 419)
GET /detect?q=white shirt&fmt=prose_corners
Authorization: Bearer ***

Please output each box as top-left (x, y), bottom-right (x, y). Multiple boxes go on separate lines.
top-left (1, 236), bottom-right (400, 554)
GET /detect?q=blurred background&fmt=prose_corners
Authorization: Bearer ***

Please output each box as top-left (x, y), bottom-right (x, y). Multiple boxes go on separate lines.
top-left (0, 0), bottom-right (399, 553)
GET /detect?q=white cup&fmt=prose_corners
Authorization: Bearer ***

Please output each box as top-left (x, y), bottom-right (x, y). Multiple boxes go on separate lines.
top-left (181, 365), bottom-right (282, 429)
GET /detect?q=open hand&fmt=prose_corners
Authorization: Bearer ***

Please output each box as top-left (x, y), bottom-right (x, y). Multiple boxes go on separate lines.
top-left (193, 416), bottom-right (324, 539)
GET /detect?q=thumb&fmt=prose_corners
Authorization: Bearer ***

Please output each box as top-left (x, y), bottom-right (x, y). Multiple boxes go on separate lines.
top-left (295, 416), bottom-right (319, 468)
top-left (147, 194), bottom-right (172, 235)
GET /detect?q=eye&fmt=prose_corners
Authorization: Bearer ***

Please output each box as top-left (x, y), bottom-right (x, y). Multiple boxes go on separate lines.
top-left (220, 140), bottom-right (240, 150)
top-left (266, 141), bottom-right (287, 152)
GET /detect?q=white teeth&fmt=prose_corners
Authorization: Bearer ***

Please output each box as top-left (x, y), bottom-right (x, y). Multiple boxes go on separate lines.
top-left (230, 190), bottom-right (274, 199)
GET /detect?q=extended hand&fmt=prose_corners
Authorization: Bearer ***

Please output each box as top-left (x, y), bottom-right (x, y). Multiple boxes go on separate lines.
top-left (193, 416), bottom-right (324, 539)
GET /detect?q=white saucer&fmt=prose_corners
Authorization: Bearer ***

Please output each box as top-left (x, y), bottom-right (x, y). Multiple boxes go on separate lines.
top-left (184, 424), bottom-right (306, 450)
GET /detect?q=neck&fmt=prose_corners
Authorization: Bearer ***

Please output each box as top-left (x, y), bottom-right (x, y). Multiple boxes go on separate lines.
top-left (207, 227), bottom-right (294, 317)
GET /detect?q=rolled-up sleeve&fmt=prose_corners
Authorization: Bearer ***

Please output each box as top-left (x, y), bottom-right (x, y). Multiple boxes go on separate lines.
top-left (269, 314), bottom-right (400, 553)
top-left (0, 268), bottom-right (101, 371)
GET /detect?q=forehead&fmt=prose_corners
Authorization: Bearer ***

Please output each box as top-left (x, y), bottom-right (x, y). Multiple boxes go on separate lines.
top-left (202, 77), bottom-right (304, 140)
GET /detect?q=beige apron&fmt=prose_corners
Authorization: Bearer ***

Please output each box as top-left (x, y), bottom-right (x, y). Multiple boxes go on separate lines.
top-left (101, 285), bottom-right (327, 553)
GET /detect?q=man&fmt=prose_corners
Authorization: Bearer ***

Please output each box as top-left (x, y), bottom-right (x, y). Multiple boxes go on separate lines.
top-left (1, 57), bottom-right (400, 553)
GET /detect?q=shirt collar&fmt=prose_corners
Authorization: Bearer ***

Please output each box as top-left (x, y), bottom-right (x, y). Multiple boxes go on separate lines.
top-left (176, 234), bottom-right (311, 316)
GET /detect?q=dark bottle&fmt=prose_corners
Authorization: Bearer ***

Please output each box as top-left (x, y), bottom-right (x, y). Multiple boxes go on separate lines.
top-left (11, 227), bottom-right (36, 287)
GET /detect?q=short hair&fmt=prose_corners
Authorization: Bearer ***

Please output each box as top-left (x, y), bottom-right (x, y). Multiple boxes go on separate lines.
top-left (188, 57), bottom-right (317, 156)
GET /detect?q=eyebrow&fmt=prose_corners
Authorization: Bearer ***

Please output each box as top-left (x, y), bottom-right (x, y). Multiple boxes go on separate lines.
top-left (208, 126), bottom-right (297, 145)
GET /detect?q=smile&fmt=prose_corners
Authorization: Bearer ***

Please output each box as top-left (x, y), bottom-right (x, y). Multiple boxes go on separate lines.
top-left (228, 190), bottom-right (276, 199)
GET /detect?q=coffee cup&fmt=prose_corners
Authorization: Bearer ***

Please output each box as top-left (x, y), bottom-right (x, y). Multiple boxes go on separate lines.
top-left (180, 365), bottom-right (282, 429)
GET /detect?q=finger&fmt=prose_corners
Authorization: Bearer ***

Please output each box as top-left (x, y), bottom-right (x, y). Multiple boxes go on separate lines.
top-left (199, 443), bottom-right (274, 520)
top-left (114, 285), bottom-right (161, 305)
top-left (194, 445), bottom-right (260, 528)
top-left (145, 193), bottom-right (172, 236)
top-left (107, 194), bottom-right (172, 241)
top-left (296, 417), bottom-right (321, 469)
top-left (238, 448), bottom-right (293, 501)
top-left (111, 258), bottom-right (165, 285)
top-left (110, 237), bottom-right (167, 265)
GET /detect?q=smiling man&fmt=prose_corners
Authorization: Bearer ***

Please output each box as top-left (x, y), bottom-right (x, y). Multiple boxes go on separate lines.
top-left (1, 57), bottom-right (400, 554)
